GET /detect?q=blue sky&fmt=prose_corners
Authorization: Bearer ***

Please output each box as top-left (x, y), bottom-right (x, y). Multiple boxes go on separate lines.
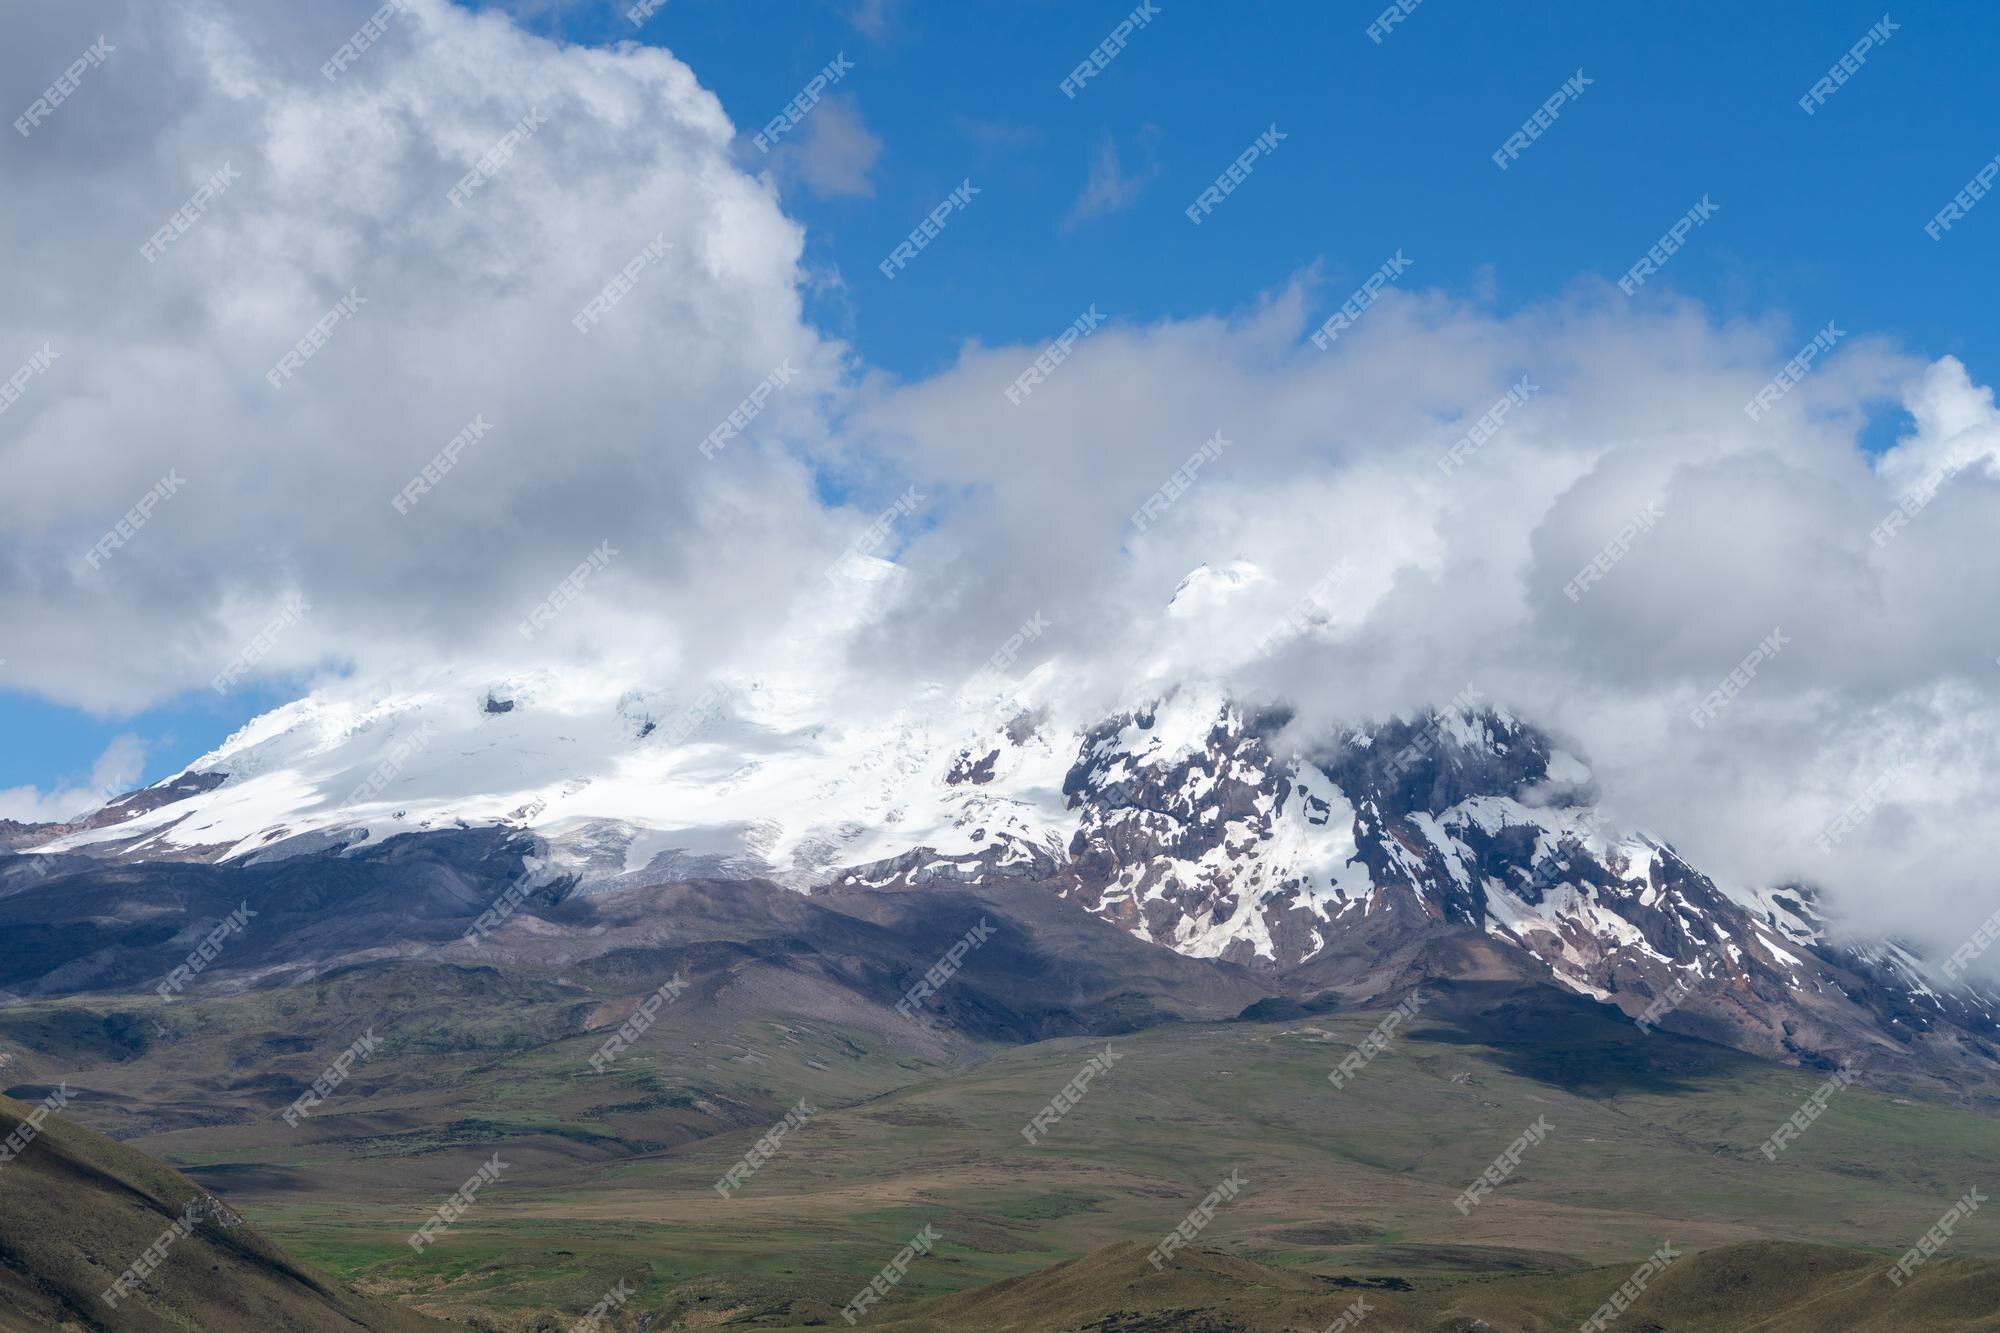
top-left (637, 0), bottom-right (1998, 380)
top-left (5, 0), bottom-right (1996, 802)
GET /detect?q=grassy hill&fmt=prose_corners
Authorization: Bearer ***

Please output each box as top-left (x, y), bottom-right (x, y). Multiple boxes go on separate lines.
top-left (0, 1089), bottom-right (447, 1332)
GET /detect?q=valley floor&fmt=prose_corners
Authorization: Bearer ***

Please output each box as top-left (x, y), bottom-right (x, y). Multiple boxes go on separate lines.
top-left (9, 974), bottom-right (1994, 1328)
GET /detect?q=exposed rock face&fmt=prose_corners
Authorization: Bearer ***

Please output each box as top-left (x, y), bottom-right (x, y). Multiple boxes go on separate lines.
top-left (841, 692), bottom-right (2000, 1079)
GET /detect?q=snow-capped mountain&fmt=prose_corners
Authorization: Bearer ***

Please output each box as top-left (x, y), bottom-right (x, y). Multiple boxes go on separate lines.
top-left (10, 569), bottom-right (1998, 1081)
top-left (835, 687), bottom-right (2000, 1076)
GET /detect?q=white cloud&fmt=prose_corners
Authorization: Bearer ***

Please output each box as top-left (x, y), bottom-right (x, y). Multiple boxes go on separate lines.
top-left (0, 0), bottom-right (852, 712)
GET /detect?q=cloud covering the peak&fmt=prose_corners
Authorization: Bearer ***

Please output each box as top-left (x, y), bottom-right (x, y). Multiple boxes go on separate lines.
top-left (846, 298), bottom-right (2000, 948)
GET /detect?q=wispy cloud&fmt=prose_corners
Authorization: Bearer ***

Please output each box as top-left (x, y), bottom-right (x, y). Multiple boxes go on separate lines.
top-left (849, 0), bottom-right (900, 39)
top-left (773, 94), bottom-right (883, 199)
top-left (1063, 129), bottom-right (1160, 231)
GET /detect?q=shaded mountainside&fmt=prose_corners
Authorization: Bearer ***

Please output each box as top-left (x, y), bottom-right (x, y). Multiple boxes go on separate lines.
top-left (0, 855), bottom-right (1269, 1048)
top-left (0, 1090), bottom-right (446, 1332)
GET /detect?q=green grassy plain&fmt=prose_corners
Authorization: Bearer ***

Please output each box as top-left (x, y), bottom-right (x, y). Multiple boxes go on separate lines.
top-left (7, 970), bottom-right (1996, 1328)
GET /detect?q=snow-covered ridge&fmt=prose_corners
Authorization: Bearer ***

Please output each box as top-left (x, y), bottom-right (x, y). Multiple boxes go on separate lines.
top-left (9, 666), bottom-right (1892, 967)
top-left (31, 661), bottom-right (1077, 885)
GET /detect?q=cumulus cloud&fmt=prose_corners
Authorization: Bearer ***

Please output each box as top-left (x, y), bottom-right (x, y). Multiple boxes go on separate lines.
top-left (0, 0), bottom-right (851, 711)
top-left (5, 1), bottom-right (1999, 961)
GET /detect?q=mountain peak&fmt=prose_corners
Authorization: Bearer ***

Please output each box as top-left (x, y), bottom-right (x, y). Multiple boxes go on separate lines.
top-left (1166, 560), bottom-right (1268, 615)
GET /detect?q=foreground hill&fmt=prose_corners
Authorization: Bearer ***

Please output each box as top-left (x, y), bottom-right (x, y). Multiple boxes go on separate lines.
top-left (0, 1090), bottom-right (446, 1332)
